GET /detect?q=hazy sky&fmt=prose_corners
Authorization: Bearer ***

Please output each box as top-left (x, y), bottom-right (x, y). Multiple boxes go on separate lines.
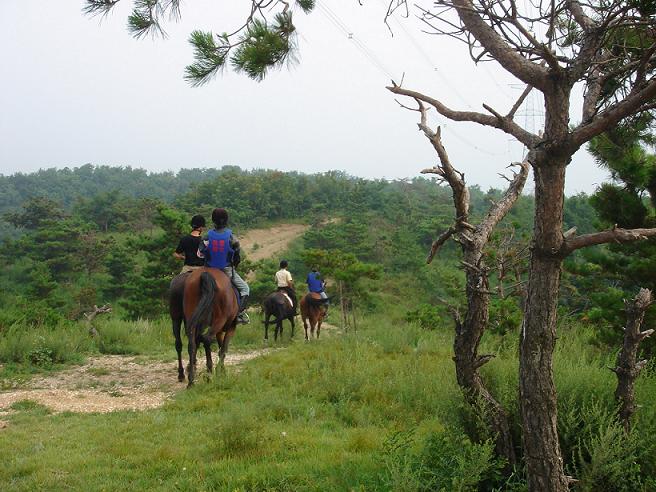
top-left (0, 1), bottom-right (609, 194)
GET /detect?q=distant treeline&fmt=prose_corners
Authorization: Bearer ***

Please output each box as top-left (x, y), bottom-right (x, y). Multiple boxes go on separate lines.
top-left (0, 165), bottom-right (608, 319)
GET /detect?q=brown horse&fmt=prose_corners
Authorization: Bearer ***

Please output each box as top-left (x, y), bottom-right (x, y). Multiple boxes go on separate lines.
top-left (300, 293), bottom-right (327, 340)
top-left (183, 268), bottom-right (239, 386)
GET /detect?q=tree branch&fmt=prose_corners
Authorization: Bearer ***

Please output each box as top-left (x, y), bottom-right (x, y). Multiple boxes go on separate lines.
top-left (426, 226), bottom-right (456, 264)
top-left (478, 159), bottom-right (530, 242)
top-left (569, 78), bottom-right (656, 149)
top-left (451, 0), bottom-right (550, 89)
top-left (388, 83), bottom-right (539, 147)
top-left (563, 225), bottom-right (656, 255)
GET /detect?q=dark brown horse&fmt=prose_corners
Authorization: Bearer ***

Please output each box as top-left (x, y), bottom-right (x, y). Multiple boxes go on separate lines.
top-left (262, 290), bottom-right (296, 341)
top-left (300, 293), bottom-right (327, 340)
top-left (183, 268), bottom-right (239, 386)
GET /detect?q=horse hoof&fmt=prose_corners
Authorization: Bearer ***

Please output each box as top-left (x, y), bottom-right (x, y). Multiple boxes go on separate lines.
top-left (186, 381), bottom-right (194, 389)
top-left (178, 375), bottom-right (185, 382)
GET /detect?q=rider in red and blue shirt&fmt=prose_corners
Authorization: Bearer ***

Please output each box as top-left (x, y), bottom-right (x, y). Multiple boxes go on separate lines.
top-left (199, 208), bottom-right (250, 324)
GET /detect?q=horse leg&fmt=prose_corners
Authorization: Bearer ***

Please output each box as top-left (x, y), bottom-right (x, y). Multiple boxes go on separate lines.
top-left (203, 335), bottom-right (213, 375)
top-left (264, 313), bottom-right (271, 341)
top-left (302, 315), bottom-right (309, 341)
top-left (275, 316), bottom-right (282, 341)
top-left (187, 330), bottom-right (197, 387)
top-left (290, 315), bottom-right (295, 339)
top-left (317, 316), bottom-right (322, 339)
top-left (219, 325), bottom-right (236, 369)
top-left (173, 317), bottom-right (185, 382)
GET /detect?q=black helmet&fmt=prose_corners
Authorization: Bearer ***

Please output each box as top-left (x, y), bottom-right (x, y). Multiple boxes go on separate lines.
top-left (190, 215), bottom-right (206, 229)
top-left (280, 259), bottom-right (289, 269)
top-left (212, 208), bottom-right (229, 228)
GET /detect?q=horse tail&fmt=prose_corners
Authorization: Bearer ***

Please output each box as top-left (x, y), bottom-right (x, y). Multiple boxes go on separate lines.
top-left (188, 272), bottom-right (217, 340)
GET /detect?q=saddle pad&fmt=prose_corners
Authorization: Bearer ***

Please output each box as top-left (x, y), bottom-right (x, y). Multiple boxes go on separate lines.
top-left (281, 293), bottom-right (293, 308)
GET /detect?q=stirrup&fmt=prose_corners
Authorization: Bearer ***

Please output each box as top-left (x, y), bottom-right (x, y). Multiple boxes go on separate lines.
top-left (237, 312), bottom-right (250, 324)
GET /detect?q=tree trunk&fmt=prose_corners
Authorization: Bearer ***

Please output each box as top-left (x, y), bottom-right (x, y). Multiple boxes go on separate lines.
top-left (520, 160), bottom-right (569, 491)
top-left (613, 288), bottom-right (653, 432)
top-left (455, 247), bottom-right (516, 464)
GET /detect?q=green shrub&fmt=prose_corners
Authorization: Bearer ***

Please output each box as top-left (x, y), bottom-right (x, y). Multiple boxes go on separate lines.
top-left (405, 304), bottom-right (448, 330)
top-left (381, 428), bottom-right (504, 492)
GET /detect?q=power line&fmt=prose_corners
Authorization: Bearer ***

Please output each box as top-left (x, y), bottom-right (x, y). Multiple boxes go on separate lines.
top-left (376, 0), bottom-right (475, 110)
top-left (315, 1), bottom-right (396, 79)
top-left (316, 0), bottom-right (507, 159)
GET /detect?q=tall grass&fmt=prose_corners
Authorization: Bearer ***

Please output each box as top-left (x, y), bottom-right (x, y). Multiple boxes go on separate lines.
top-left (1, 311), bottom-right (655, 490)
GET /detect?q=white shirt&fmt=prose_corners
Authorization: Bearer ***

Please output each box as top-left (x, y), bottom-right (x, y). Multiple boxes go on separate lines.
top-left (275, 269), bottom-right (293, 287)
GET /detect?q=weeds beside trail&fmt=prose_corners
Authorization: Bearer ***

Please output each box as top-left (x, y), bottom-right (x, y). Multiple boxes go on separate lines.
top-left (2, 311), bottom-right (655, 490)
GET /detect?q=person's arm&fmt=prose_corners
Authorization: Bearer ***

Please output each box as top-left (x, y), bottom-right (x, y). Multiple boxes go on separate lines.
top-left (230, 234), bottom-right (240, 251)
top-left (173, 238), bottom-right (185, 260)
top-left (287, 271), bottom-right (294, 288)
top-left (197, 238), bottom-right (208, 260)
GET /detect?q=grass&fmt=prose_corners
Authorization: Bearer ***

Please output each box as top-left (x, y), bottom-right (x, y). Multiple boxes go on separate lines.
top-left (1, 308), bottom-right (655, 490)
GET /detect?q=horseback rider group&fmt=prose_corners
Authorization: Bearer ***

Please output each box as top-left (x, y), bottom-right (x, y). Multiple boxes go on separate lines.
top-left (174, 209), bottom-right (328, 325)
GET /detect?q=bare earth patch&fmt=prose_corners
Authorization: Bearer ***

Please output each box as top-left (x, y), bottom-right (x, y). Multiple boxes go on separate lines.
top-left (0, 349), bottom-right (274, 416)
top-left (239, 223), bottom-right (309, 262)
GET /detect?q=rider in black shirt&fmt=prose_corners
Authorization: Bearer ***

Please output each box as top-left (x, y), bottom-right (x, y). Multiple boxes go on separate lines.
top-left (174, 215), bottom-right (206, 273)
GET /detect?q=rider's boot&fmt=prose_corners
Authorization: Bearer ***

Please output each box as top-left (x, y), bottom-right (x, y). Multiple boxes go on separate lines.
top-left (237, 295), bottom-right (250, 324)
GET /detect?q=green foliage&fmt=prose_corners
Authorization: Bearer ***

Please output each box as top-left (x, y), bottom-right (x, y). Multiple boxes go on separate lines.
top-left (381, 427), bottom-right (503, 492)
top-left (565, 115), bottom-right (656, 349)
top-left (3, 196), bottom-right (66, 230)
top-left (185, 30), bottom-right (227, 86)
top-left (405, 304), bottom-right (445, 329)
top-left (231, 14), bottom-right (297, 81)
top-left (488, 296), bottom-right (523, 336)
top-left (119, 204), bottom-right (187, 320)
top-left (0, 324), bottom-right (89, 368)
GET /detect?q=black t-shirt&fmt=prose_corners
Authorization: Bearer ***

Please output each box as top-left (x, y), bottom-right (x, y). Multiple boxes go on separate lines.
top-left (175, 235), bottom-right (204, 266)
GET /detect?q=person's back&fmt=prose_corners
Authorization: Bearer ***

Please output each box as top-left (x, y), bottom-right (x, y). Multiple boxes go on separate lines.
top-left (275, 260), bottom-right (297, 314)
top-left (174, 215), bottom-right (206, 274)
top-left (306, 270), bottom-right (324, 293)
top-left (199, 208), bottom-right (250, 324)
top-left (306, 267), bottom-right (329, 315)
top-left (205, 227), bottom-right (234, 269)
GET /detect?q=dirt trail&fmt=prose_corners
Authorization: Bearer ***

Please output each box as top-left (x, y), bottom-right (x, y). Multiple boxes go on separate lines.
top-left (239, 223), bottom-right (308, 262)
top-left (0, 350), bottom-right (274, 416)
top-left (0, 222), bottom-right (313, 420)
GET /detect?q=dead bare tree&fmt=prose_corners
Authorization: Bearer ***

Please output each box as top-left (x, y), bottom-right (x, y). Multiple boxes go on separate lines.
top-left (84, 304), bottom-right (112, 337)
top-left (612, 288), bottom-right (654, 432)
top-left (401, 97), bottom-right (528, 464)
top-left (388, 1), bottom-right (656, 489)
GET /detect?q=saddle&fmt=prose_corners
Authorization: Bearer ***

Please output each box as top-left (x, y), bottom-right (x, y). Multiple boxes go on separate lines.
top-left (276, 292), bottom-right (294, 310)
top-left (306, 292), bottom-right (328, 305)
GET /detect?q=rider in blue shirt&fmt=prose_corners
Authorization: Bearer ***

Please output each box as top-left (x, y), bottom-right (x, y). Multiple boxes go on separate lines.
top-left (199, 208), bottom-right (250, 324)
top-left (306, 267), bottom-right (329, 315)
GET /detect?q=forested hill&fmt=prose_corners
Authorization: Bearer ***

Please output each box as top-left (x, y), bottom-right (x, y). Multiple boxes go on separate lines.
top-left (0, 164), bottom-right (225, 212)
top-left (0, 163), bottom-right (605, 323)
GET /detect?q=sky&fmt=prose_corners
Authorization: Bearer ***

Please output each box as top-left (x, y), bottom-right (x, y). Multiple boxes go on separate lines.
top-left (0, 0), bottom-right (610, 195)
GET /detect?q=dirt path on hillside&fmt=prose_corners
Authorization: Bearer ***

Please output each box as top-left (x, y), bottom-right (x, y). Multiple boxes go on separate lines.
top-left (239, 223), bottom-right (309, 262)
